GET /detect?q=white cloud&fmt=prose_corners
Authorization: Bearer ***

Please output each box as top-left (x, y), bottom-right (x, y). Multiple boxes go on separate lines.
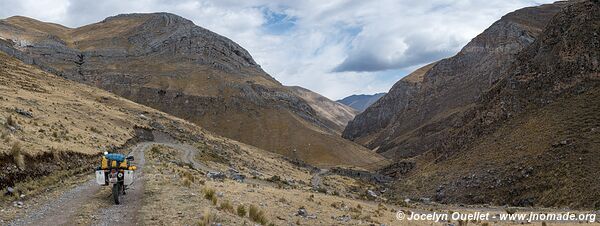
top-left (0, 0), bottom-right (555, 99)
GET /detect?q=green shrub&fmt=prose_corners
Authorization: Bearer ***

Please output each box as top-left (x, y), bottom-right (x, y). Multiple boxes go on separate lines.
top-left (249, 205), bottom-right (268, 225)
top-left (6, 115), bottom-right (16, 127)
top-left (182, 178), bottom-right (192, 187)
top-left (197, 211), bottom-right (214, 226)
top-left (237, 205), bottom-right (246, 217)
top-left (211, 195), bottom-right (218, 206)
top-left (11, 141), bottom-right (25, 169)
top-left (203, 188), bottom-right (215, 200)
top-left (219, 200), bottom-right (234, 213)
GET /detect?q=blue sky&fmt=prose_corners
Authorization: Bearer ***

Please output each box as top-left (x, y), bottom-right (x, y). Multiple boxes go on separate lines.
top-left (0, 0), bottom-right (555, 99)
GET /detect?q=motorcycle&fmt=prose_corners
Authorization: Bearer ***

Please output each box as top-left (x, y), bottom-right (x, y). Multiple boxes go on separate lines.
top-left (95, 152), bottom-right (136, 204)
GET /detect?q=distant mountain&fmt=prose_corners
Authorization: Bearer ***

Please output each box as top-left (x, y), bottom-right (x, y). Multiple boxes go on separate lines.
top-left (0, 13), bottom-right (386, 168)
top-left (288, 86), bottom-right (357, 133)
top-left (337, 93), bottom-right (386, 112)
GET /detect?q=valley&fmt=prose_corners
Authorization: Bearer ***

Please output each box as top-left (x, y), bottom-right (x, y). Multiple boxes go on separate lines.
top-left (0, 0), bottom-right (599, 225)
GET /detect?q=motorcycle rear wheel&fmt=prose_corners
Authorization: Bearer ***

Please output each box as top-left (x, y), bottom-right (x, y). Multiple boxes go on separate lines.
top-left (112, 183), bottom-right (122, 205)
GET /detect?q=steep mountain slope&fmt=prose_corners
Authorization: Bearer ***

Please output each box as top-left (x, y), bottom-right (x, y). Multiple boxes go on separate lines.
top-left (0, 13), bottom-right (385, 167)
top-left (288, 86), bottom-right (357, 133)
top-left (343, 63), bottom-right (435, 147)
top-left (386, 0), bottom-right (600, 208)
top-left (0, 48), bottom-right (211, 191)
top-left (337, 93), bottom-right (386, 112)
top-left (0, 51), bottom-right (401, 225)
top-left (343, 1), bottom-right (569, 158)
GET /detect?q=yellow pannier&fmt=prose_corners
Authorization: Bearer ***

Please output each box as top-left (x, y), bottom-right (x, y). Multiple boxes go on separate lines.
top-left (119, 160), bottom-right (128, 169)
top-left (101, 156), bottom-right (109, 169)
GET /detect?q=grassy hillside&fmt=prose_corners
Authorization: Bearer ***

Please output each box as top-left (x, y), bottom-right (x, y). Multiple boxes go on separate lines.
top-left (0, 50), bottom-right (211, 189)
top-left (0, 51), bottom-right (407, 225)
top-left (0, 14), bottom-right (386, 168)
top-left (393, 87), bottom-right (600, 208)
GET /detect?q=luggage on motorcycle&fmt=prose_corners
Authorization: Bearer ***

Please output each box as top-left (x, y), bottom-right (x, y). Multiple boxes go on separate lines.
top-left (95, 170), bottom-right (106, 185)
top-left (101, 156), bottom-right (109, 170)
top-left (104, 159), bottom-right (130, 169)
top-left (119, 160), bottom-right (128, 169)
top-left (105, 153), bottom-right (125, 162)
top-left (124, 170), bottom-right (135, 186)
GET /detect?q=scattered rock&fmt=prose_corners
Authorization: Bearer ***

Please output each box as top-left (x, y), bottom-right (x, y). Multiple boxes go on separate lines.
top-left (7, 125), bottom-right (19, 132)
top-left (13, 201), bottom-right (23, 208)
top-left (367, 190), bottom-right (378, 197)
top-left (5, 187), bottom-right (14, 196)
top-left (231, 173), bottom-right (246, 182)
top-left (150, 121), bottom-right (165, 130)
top-left (297, 207), bottom-right (308, 217)
top-left (15, 108), bottom-right (33, 118)
top-left (228, 168), bottom-right (246, 182)
top-left (250, 170), bottom-right (262, 178)
top-left (206, 171), bottom-right (226, 180)
top-left (139, 114), bottom-right (149, 120)
top-left (552, 139), bottom-right (572, 147)
top-left (336, 215), bottom-right (351, 222)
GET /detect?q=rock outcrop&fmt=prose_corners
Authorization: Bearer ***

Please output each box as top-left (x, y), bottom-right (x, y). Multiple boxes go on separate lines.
top-left (0, 13), bottom-right (385, 167)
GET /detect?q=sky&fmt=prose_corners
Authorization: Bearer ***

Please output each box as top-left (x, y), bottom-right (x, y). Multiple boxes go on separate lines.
top-left (0, 0), bottom-right (554, 100)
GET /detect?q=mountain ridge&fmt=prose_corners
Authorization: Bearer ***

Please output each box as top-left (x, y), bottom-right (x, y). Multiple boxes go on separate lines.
top-left (288, 86), bottom-right (358, 133)
top-left (389, 0), bottom-right (600, 208)
top-left (0, 13), bottom-right (386, 168)
top-left (337, 93), bottom-right (386, 112)
top-left (343, 1), bottom-right (570, 159)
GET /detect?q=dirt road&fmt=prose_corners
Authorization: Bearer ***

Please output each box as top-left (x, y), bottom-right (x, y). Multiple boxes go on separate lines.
top-left (7, 141), bottom-right (202, 226)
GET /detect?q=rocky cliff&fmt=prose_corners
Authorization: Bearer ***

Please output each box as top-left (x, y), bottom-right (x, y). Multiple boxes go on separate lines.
top-left (0, 13), bottom-right (385, 167)
top-left (391, 0), bottom-right (600, 208)
top-left (343, 1), bottom-right (569, 158)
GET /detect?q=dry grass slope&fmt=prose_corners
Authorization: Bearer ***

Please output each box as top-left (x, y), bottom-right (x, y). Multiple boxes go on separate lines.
top-left (0, 14), bottom-right (386, 168)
